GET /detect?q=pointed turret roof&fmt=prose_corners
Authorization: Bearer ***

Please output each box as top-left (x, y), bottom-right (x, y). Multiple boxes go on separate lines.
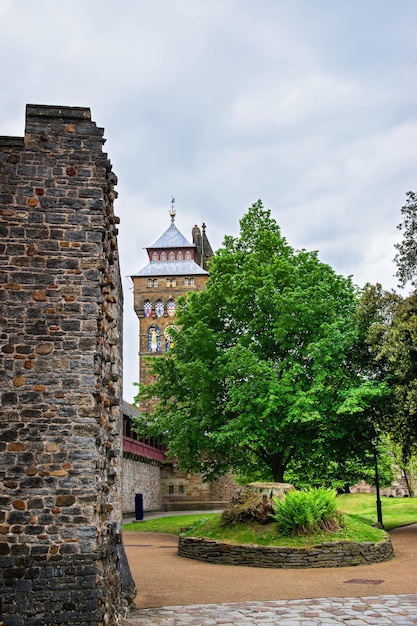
top-left (149, 220), bottom-right (194, 249)
top-left (131, 206), bottom-right (209, 278)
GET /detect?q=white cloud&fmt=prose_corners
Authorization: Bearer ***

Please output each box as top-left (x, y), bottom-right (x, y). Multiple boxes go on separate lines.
top-left (1, 0), bottom-right (417, 400)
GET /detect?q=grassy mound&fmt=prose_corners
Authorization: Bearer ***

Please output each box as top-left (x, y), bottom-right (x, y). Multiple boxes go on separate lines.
top-left (181, 512), bottom-right (386, 548)
top-left (122, 493), bottom-right (417, 547)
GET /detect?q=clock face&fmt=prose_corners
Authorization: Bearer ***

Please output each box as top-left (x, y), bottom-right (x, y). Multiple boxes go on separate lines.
top-left (155, 300), bottom-right (164, 317)
top-left (164, 325), bottom-right (178, 351)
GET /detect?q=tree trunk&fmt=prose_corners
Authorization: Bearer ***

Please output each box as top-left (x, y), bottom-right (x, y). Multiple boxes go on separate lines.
top-left (404, 460), bottom-right (415, 497)
top-left (402, 468), bottom-right (413, 497)
top-left (270, 454), bottom-right (285, 483)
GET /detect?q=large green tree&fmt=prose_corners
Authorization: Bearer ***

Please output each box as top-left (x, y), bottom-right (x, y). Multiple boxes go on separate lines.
top-left (137, 201), bottom-right (373, 483)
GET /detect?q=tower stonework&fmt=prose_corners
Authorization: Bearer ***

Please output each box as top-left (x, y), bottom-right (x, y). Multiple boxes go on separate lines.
top-left (0, 105), bottom-right (135, 625)
top-left (132, 210), bottom-right (211, 408)
top-left (131, 216), bottom-right (238, 509)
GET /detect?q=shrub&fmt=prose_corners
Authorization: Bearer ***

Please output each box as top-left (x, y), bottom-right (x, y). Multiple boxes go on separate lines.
top-left (271, 488), bottom-right (340, 535)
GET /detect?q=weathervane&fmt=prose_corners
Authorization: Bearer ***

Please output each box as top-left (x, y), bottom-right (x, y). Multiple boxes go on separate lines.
top-left (169, 196), bottom-right (176, 223)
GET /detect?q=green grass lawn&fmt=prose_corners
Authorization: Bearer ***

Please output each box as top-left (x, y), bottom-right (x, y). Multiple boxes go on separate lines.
top-left (123, 514), bottom-right (214, 535)
top-left (336, 492), bottom-right (417, 531)
top-left (122, 493), bottom-right (417, 546)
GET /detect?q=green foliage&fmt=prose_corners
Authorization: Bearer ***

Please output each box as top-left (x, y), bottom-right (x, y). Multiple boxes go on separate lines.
top-left (394, 190), bottom-right (417, 288)
top-left (357, 283), bottom-right (417, 469)
top-left (390, 444), bottom-right (416, 498)
top-left (357, 191), bottom-right (417, 468)
top-left (284, 435), bottom-right (395, 492)
top-left (137, 201), bottom-right (374, 483)
top-left (270, 488), bottom-right (338, 535)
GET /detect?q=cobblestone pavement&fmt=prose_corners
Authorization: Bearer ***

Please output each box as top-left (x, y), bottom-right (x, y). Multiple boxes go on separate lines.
top-left (121, 594), bottom-right (417, 625)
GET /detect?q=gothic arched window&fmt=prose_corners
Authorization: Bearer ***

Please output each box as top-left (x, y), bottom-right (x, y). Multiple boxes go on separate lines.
top-left (177, 251), bottom-right (183, 261)
top-left (168, 251), bottom-right (175, 262)
top-left (152, 252), bottom-right (158, 262)
top-left (167, 299), bottom-right (176, 317)
top-left (143, 300), bottom-right (152, 318)
top-left (161, 251), bottom-right (167, 262)
top-left (185, 251), bottom-right (191, 261)
top-left (148, 325), bottom-right (161, 352)
top-left (155, 300), bottom-right (164, 317)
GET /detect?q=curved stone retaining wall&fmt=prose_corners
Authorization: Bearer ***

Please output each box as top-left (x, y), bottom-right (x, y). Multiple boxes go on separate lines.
top-left (178, 535), bottom-right (393, 568)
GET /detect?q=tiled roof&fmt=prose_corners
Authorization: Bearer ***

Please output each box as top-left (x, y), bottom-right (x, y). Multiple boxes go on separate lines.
top-left (132, 261), bottom-right (208, 277)
top-left (149, 223), bottom-right (194, 249)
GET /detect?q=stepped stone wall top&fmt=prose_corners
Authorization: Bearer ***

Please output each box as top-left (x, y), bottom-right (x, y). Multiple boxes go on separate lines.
top-left (0, 104), bottom-right (135, 625)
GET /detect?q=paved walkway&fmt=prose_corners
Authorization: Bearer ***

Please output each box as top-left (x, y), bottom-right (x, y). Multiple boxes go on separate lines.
top-left (121, 595), bottom-right (417, 624)
top-left (120, 518), bottom-right (417, 625)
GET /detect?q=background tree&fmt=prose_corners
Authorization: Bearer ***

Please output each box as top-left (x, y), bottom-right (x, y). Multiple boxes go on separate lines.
top-left (394, 190), bottom-right (417, 289)
top-left (391, 443), bottom-right (416, 498)
top-left (354, 187), bottom-right (417, 496)
top-left (360, 286), bottom-right (417, 493)
top-left (285, 436), bottom-right (395, 493)
top-left (391, 191), bottom-right (417, 493)
top-left (137, 201), bottom-right (374, 483)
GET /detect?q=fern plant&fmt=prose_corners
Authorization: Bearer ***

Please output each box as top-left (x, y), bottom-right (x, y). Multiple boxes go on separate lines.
top-left (271, 488), bottom-right (340, 535)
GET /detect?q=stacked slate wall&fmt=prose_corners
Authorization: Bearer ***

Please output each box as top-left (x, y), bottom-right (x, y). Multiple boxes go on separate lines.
top-left (0, 105), bottom-right (136, 625)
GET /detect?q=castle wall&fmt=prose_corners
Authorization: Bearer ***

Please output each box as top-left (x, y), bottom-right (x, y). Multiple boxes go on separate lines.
top-left (0, 105), bottom-right (135, 625)
top-left (122, 455), bottom-right (162, 514)
top-left (160, 465), bottom-right (237, 510)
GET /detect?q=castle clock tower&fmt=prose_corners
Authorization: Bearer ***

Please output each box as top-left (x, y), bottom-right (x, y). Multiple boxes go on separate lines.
top-left (131, 204), bottom-right (213, 410)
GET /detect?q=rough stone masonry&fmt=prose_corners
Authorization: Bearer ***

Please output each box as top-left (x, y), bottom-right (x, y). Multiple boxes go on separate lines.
top-left (0, 105), bottom-right (136, 625)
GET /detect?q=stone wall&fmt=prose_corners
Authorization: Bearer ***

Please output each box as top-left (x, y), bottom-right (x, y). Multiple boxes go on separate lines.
top-left (161, 463), bottom-right (211, 505)
top-left (209, 472), bottom-right (239, 503)
top-left (122, 456), bottom-right (161, 514)
top-left (0, 105), bottom-right (135, 625)
top-left (352, 478), bottom-right (417, 498)
top-left (178, 535), bottom-right (394, 568)
top-left (160, 465), bottom-right (238, 511)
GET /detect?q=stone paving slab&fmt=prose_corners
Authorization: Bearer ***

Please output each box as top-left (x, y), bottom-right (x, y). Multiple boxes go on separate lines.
top-left (121, 594), bottom-right (417, 625)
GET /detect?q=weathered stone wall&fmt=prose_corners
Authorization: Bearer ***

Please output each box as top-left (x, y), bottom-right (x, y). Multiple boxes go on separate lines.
top-left (161, 463), bottom-right (211, 503)
top-left (122, 456), bottom-right (161, 514)
top-left (178, 535), bottom-right (394, 568)
top-left (352, 478), bottom-right (417, 498)
top-left (160, 465), bottom-right (238, 511)
top-left (0, 105), bottom-right (135, 625)
top-left (209, 472), bottom-right (239, 503)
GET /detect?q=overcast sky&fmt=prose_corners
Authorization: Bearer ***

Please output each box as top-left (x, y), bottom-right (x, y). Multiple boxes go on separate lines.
top-left (1, 0), bottom-right (417, 402)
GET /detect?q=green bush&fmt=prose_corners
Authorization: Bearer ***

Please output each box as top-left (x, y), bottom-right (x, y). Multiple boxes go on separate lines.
top-left (271, 488), bottom-right (340, 535)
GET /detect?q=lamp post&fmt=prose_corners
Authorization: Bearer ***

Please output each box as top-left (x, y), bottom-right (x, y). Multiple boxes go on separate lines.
top-left (373, 438), bottom-right (384, 529)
